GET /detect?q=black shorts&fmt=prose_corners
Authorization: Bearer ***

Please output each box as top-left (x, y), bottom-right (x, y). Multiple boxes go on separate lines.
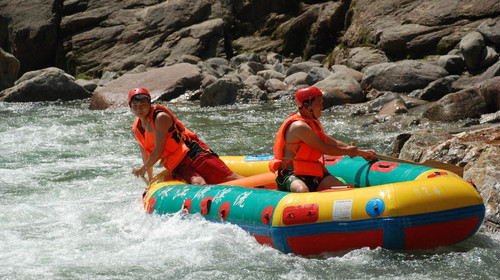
top-left (276, 169), bottom-right (330, 192)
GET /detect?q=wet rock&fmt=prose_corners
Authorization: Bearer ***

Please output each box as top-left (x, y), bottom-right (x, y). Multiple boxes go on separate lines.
top-left (0, 67), bottom-right (90, 102)
top-left (367, 92), bottom-right (402, 112)
top-left (200, 78), bottom-right (243, 107)
top-left (377, 99), bottom-right (408, 116)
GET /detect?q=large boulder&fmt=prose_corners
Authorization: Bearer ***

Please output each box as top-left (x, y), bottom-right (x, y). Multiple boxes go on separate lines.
top-left (313, 71), bottom-right (364, 108)
top-left (422, 88), bottom-right (487, 121)
top-left (0, 67), bottom-right (90, 102)
top-left (89, 63), bottom-right (202, 110)
top-left (200, 78), bottom-right (243, 107)
top-left (361, 60), bottom-right (449, 93)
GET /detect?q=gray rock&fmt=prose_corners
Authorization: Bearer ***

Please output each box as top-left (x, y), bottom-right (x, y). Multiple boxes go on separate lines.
top-left (422, 88), bottom-right (487, 121)
top-left (478, 76), bottom-right (500, 112)
top-left (361, 60), bottom-right (449, 93)
top-left (367, 92), bottom-right (403, 112)
top-left (75, 79), bottom-right (98, 93)
top-left (459, 31), bottom-right (485, 71)
top-left (200, 78), bottom-right (243, 107)
top-left (314, 72), bottom-right (364, 108)
top-left (477, 19), bottom-right (500, 46)
top-left (480, 110), bottom-right (500, 124)
top-left (345, 47), bottom-right (389, 72)
top-left (230, 53), bottom-right (261, 67)
top-left (437, 55), bottom-right (465, 75)
top-left (377, 99), bottom-right (408, 116)
top-left (410, 75), bottom-right (460, 101)
top-left (0, 67), bottom-right (90, 102)
top-left (90, 63), bottom-right (202, 109)
top-left (257, 69), bottom-right (286, 81)
top-left (330, 65), bottom-right (364, 82)
top-left (266, 52), bottom-right (283, 65)
top-left (285, 61), bottom-right (322, 76)
top-left (306, 67), bottom-right (333, 85)
top-left (244, 75), bottom-right (266, 90)
top-left (480, 45), bottom-right (499, 69)
top-left (264, 79), bottom-right (287, 93)
top-left (284, 72), bottom-right (308, 86)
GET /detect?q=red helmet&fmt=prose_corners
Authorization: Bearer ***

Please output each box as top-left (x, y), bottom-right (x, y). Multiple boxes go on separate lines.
top-left (128, 87), bottom-right (151, 107)
top-left (295, 86), bottom-right (323, 108)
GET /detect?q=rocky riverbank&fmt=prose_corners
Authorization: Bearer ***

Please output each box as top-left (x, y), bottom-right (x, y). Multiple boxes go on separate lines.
top-left (0, 0), bottom-right (498, 231)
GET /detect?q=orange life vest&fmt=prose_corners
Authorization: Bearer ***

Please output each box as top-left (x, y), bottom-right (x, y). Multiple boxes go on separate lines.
top-left (269, 112), bottom-right (327, 177)
top-left (132, 105), bottom-right (197, 172)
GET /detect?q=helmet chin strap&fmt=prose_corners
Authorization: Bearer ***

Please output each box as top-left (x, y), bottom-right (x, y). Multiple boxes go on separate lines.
top-left (309, 107), bottom-right (318, 119)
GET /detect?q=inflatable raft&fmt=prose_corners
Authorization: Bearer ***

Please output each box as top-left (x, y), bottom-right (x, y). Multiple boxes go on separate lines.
top-left (142, 155), bottom-right (485, 256)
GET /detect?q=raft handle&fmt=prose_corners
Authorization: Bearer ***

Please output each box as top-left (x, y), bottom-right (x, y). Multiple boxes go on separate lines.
top-left (200, 197), bottom-right (213, 215)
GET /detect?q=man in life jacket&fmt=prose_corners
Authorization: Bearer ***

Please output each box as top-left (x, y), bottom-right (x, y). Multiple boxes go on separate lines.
top-left (269, 86), bottom-right (377, 192)
top-left (128, 87), bottom-right (243, 185)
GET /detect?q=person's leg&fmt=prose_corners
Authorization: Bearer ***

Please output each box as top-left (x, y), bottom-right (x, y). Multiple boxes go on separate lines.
top-left (222, 172), bottom-right (244, 182)
top-left (317, 175), bottom-right (345, 191)
top-left (289, 179), bottom-right (309, 193)
top-left (193, 153), bottom-right (242, 184)
top-left (277, 170), bottom-right (308, 193)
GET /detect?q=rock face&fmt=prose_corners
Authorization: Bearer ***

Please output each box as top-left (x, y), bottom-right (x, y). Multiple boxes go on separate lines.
top-left (396, 127), bottom-right (500, 231)
top-left (1, 0), bottom-right (499, 78)
top-left (0, 49), bottom-right (20, 91)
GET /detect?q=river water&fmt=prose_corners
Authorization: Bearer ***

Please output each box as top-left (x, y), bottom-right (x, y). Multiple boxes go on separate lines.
top-left (1, 100), bottom-right (499, 279)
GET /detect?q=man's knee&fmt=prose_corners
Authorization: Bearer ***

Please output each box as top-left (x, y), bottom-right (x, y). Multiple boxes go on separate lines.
top-left (190, 176), bottom-right (206, 185)
top-left (290, 181), bottom-right (309, 193)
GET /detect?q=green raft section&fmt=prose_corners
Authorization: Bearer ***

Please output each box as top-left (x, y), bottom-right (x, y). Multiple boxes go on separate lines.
top-left (322, 156), bottom-right (436, 188)
top-left (150, 183), bottom-right (288, 225)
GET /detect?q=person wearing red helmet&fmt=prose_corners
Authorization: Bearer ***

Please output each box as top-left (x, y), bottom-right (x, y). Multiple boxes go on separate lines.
top-left (128, 87), bottom-right (242, 185)
top-left (269, 86), bottom-right (376, 193)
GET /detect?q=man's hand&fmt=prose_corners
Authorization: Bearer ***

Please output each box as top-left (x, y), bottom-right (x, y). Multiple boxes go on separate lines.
top-left (132, 166), bottom-right (147, 178)
top-left (358, 150), bottom-right (377, 161)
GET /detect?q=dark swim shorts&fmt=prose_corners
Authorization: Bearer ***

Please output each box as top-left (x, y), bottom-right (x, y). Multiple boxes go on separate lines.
top-left (276, 169), bottom-right (330, 192)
